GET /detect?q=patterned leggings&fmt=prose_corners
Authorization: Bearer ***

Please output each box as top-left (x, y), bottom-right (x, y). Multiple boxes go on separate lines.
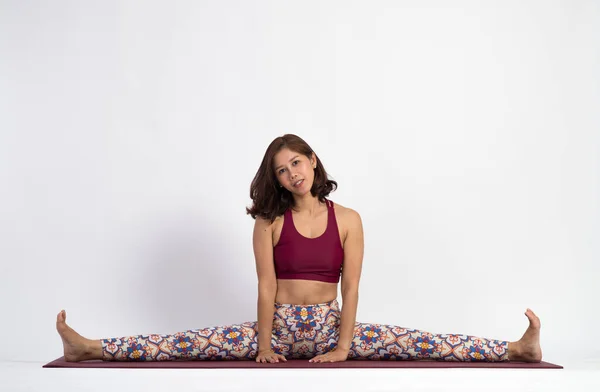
top-left (101, 299), bottom-right (510, 361)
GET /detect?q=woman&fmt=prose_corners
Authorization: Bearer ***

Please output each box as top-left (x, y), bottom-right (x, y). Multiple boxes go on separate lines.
top-left (56, 134), bottom-right (543, 364)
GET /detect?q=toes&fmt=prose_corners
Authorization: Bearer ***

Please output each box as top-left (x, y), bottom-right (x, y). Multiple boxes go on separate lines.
top-left (57, 310), bottom-right (68, 326)
top-left (525, 309), bottom-right (538, 320)
top-left (524, 309), bottom-right (541, 329)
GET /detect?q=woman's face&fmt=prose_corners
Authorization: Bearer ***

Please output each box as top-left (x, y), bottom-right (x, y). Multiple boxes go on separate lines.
top-left (273, 148), bottom-right (316, 194)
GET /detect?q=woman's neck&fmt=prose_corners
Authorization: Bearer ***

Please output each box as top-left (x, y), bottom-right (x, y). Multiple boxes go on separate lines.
top-left (292, 195), bottom-right (324, 216)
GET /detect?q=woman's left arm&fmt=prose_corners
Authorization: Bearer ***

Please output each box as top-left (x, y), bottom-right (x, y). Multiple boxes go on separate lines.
top-left (336, 209), bottom-right (364, 352)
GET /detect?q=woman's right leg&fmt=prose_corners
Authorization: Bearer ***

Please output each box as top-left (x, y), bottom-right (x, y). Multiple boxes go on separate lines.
top-left (100, 321), bottom-right (263, 361)
top-left (57, 309), bottom-right (283, 362)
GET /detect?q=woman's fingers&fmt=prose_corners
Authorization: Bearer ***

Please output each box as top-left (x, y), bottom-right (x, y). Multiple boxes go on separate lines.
top-left (256, 353), bottom-right (287, 363)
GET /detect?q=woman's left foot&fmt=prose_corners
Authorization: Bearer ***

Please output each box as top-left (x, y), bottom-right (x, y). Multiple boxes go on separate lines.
top-left (512, 308), bottom-right (543, 362)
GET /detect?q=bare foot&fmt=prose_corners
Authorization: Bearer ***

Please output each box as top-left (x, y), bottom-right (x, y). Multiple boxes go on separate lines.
top-left (513, 308), bottom-right (543, 362)
top-left (56, 310), bottom-right (94, 362)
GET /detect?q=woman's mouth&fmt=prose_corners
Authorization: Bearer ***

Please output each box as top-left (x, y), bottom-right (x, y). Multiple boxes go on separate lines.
top-left (293, 179), bottom-right (304, 188)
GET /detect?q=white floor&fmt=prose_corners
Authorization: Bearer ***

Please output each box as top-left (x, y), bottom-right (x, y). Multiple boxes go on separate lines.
top-left (2, 358), bottom-right (599, 392)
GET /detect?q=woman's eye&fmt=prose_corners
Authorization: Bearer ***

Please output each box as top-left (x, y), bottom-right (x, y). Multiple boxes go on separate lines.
top-left (278, 161), bottom-right (299, 174)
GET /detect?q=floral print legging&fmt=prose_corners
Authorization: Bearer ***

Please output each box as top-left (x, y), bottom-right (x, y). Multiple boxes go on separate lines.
top-left (101, 299), bottom-right (510, 361)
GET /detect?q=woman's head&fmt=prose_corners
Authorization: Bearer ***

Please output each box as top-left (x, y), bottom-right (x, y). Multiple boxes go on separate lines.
top-left (246, 134), bottom-right (338, 222)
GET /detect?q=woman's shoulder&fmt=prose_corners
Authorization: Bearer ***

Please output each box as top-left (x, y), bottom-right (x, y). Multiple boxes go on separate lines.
top-left (255, 213), bottom-right (284, 227)
top-left (330, 200), bottom-right (361, 222)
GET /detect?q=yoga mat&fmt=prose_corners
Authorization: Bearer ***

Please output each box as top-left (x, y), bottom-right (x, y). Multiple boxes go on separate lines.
top-left (43, 357), bottom-right (563, 369)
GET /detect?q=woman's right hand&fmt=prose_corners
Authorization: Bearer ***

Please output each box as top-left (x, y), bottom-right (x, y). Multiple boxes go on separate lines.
top-left (256, 349), bottom-right (287, 363)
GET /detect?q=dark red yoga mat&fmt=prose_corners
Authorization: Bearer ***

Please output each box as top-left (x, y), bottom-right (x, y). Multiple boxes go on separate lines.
top-left (43, 356), bottom-right (563, 369)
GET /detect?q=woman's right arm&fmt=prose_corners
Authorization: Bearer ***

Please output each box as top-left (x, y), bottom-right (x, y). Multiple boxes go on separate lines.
top-left (253, 216), bottom-right (278, 352)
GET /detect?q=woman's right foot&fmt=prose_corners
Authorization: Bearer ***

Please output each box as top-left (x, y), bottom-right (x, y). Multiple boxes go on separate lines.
top-left (56, 310), bottom-right (95, 362)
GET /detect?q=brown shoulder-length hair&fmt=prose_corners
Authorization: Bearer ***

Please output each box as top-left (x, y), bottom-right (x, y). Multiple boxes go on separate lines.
top-left (246, 134), bottom-right (338, 223)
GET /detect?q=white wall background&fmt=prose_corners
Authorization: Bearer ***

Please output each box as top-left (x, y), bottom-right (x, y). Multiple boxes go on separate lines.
top-left (1, 0), bottom-right (598, 365)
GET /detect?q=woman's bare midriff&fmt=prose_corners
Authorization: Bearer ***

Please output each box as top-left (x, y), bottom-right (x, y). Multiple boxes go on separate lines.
top-left (275, 279), bottom-right (338, 306)
top-left (271, 201), bottom-right (346, 306)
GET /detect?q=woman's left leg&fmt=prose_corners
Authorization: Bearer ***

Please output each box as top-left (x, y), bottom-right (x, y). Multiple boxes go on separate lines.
top-left (347, 321), bottom-right (510, 361)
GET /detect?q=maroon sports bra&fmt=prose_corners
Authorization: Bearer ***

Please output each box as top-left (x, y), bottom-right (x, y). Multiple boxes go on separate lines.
top-left (273, 199), bottom-right (344, 283)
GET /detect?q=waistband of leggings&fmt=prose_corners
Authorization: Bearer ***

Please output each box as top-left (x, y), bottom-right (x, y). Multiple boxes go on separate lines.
top-left (274, 298), bottom-right (338, 309)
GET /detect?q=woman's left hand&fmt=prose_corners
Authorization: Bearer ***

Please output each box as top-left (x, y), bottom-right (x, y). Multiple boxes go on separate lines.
top-left (309, 348), bottom-right (350, 363)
